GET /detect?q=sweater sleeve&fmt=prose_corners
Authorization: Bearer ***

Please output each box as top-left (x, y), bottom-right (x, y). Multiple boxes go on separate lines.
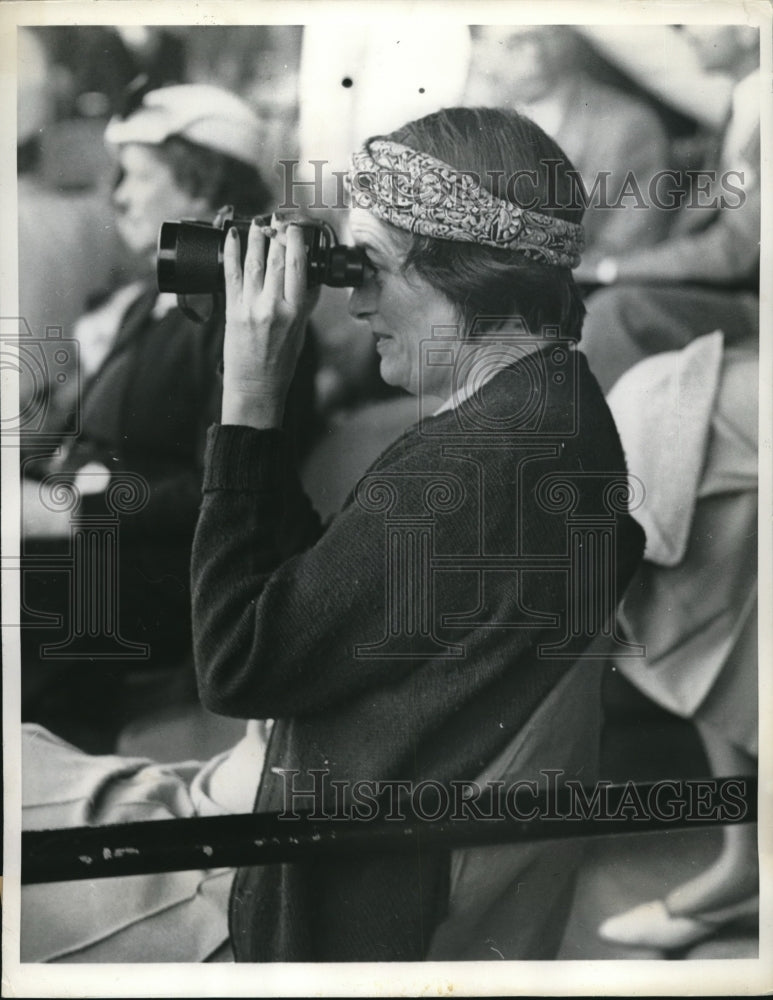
top-left (192, 422), bottom-right (509, 720)
top-left (192, 424), bottom-right (395, 718)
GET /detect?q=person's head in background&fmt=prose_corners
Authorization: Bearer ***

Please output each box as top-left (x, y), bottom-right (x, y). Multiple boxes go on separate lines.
top-left (348, 106), bottom-right (585, 399)
top-left (681, 25), bottom-right (758, 78)
top-left (469, 26), bottom-right (583, 106)
top-left (105, 83), bottom-right (272, 265)
top-left (17, 28), bottom-right (53, 175)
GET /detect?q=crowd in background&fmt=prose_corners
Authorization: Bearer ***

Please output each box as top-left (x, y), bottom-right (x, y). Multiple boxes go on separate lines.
top-left (19, 24), bottom-right (757, 406)
top-left (16, 22), bottom-right (760, 962)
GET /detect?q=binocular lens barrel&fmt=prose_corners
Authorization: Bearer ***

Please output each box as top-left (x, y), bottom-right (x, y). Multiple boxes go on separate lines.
top-left (157, 222), bottom-right (225, 295)
top-left (156, 220), bottom-right (364, 295)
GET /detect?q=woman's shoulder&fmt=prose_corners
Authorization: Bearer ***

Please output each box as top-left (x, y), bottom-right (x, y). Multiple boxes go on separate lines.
top-left (473, 348), bottom-right (629, 467)
top-left (359, 349), bottom-right (621, 470)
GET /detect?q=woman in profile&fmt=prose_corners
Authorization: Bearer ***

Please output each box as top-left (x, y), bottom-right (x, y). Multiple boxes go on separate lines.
top-left (22, 106), bottom-right (645, 962)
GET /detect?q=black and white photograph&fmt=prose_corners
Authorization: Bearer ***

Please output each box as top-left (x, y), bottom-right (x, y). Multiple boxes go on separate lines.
top-left (1, 1), bottom-right (771, 995)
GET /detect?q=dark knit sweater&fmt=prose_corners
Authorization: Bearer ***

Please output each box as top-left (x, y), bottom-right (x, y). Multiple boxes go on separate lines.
top-left (192, 346), bottom-right (645, 962)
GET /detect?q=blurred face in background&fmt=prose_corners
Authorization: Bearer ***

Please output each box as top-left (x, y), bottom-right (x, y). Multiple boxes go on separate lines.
top-left (475, 26), bottom-right (579, 104)
top-left (682, 25), bottom-right (757, 74)
top-left (112, 143), bottom-right (210, 260)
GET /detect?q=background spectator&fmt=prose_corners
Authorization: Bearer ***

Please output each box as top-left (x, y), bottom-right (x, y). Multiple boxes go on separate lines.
top-left (600, 333), bottom-right (758, 951)
top-left (465, 25), bottom-right (673, 257)
top-left (19, 85), bottom-right (307, 753)
top-left (576, 25), bottom-right (759, 393)
top-left (17, 27), bottom-right (121, 432)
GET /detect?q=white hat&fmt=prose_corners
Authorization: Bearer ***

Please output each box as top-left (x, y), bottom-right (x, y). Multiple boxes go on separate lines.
top-left (104, 83), bottom-right (262, 167)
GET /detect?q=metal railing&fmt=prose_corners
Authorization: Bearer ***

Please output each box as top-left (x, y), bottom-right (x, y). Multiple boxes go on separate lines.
top-left (22, 775), bottom-right (757, 884)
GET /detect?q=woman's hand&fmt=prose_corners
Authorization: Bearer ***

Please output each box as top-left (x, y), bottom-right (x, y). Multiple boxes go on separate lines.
top-left (221, 215), bottom-right (318, 430)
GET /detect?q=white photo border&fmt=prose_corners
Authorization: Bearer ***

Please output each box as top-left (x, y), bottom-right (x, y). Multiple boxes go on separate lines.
top-left (2, 1), bottom-right (771, 996)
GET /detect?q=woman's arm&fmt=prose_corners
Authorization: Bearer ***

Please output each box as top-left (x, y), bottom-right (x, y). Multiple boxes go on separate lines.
top-left (192, 218), bottom-right (379, 718)
top-left (191, 222), bottom-right (487, 718)
top-left (192, 423), bottom-right (389, 719)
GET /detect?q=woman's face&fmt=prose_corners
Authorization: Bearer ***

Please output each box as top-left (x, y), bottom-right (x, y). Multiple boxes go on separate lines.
top-left (348, 209), bottom-right (460, 399)
top-left (112, 143), bottom-right (210, 259)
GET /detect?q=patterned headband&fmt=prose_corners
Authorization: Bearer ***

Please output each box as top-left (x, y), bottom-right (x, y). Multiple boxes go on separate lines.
top-left (348, 139), bottom-right (584, 269)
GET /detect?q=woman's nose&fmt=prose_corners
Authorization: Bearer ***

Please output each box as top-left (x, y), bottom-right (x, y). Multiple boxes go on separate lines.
top-left (348, 282), bottom-right (375, 320)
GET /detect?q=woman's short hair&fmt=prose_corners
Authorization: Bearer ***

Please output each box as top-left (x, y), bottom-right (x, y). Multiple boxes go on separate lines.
top-left (144, 136), bottom-right (273, 217)
top-left (380, 107), bottom-right (586, 342)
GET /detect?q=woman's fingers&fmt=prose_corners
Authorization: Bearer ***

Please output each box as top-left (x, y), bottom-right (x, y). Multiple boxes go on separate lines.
top-left (221, 216), bottom-right (315, 430)
top-left (263, 215), bottom-right (287, 302)
top-left (284, 224), bottom-right (307, 309)
top-left (225, 215), bottom-right (313, 320)
top-left (223, 225), bottom-right (243, 305)
top-left (242, 218), bottom-right (267, 299)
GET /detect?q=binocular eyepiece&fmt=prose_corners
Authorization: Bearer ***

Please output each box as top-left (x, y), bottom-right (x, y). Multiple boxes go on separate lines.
top-left (157, 212), bottom-right (365, 296)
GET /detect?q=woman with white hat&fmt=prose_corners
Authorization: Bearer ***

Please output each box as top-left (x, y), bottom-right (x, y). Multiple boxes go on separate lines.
top-left (21, 84), bottom-right (316, 752)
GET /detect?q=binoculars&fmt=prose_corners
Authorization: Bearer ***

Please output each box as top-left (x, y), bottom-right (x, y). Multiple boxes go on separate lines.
top-left (157, 211), bottom-right (365, 296)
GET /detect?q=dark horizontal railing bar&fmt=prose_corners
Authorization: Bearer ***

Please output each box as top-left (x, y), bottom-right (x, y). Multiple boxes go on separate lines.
top-left (22, 775), bottom-right (757, 885)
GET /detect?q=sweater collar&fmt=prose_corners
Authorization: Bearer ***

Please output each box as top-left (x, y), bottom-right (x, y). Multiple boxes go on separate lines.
top-left (432, 337), bottom-right (551, 416)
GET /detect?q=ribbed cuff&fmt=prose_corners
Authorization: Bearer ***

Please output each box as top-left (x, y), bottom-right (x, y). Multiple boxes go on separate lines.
top-left (203, 424), bottom-right (286, 492)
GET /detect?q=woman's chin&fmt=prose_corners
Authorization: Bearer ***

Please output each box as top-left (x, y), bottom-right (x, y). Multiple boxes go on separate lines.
top-left (378, 359), bottom-right (408, 392)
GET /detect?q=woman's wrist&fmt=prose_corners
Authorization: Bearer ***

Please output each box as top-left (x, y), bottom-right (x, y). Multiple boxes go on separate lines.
top-left (221, 382), bottom-right (286, 430)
